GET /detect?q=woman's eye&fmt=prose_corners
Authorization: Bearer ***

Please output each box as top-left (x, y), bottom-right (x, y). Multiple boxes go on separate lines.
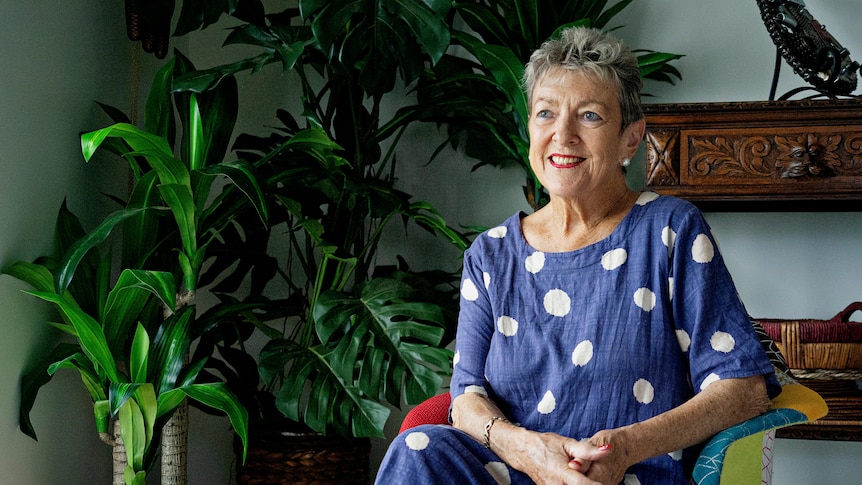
top-left (583, 111), bottom-right (602, 122)
top-left (536, 109), bottom-right (552, 119)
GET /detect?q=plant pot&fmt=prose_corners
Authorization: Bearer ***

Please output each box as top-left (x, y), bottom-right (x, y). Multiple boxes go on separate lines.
top-left (235, 425), bottom-right (370, 485)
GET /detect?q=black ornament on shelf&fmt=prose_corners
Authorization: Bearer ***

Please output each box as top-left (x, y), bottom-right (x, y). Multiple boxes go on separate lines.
top-left (757, 0), bottom-right (860, 99)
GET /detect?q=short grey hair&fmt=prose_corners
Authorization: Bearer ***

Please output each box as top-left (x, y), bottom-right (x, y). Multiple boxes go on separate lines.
top-left (523, 27), bottom-right (644, 131)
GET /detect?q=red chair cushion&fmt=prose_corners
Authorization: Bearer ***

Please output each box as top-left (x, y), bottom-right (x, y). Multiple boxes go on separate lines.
top-left (399, 393), bottom-right (452, 433)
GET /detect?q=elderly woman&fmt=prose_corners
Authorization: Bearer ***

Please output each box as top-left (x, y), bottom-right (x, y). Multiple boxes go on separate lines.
top-left (375, 27), bottom-right (778, 485)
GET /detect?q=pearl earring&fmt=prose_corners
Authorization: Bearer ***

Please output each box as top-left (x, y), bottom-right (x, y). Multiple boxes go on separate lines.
top-left (621, 158), bottom-right (631, 167)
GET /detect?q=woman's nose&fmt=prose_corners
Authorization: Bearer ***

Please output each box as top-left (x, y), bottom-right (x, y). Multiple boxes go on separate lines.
top-left (552, 117), bottom-right (580, 145)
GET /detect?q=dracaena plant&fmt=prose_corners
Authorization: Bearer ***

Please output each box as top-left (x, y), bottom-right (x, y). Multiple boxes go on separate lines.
top-left (4, 50), bottom-right (275, 484)
top-left (160, 0), bottom-right (472, 439)
top-left (395, 0), bottom-right (684, 210)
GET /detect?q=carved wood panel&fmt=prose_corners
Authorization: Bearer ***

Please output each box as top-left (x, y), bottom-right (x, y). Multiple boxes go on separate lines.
top-left (643, 99), bottom-right (862, 210)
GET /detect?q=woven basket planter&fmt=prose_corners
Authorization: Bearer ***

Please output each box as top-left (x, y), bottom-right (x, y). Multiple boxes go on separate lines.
top-left (235, 427), bottom-right (370, 485)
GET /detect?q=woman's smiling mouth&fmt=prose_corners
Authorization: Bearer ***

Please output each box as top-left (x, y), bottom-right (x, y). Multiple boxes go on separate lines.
top-left (548, 154), bottom-right (585, 168)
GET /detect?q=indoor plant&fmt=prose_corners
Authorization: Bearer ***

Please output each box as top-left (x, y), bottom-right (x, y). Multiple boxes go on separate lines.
top-left (107, 0), bottom-right (472, 481)
top-left (170, 0), bottom-right (471, 442)
top-left (6, 50), bottom-right (267, 485)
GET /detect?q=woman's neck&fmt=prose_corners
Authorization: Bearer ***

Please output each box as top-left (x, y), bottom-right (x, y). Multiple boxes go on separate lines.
top-left (523, 188), bottom-right (638, 252)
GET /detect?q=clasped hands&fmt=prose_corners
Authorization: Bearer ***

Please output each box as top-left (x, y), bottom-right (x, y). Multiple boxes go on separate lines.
top-left (511, 428), bottom-right (629, 485)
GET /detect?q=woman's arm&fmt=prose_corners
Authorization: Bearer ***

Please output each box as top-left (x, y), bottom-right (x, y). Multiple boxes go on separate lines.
top-left (452, 392), bottom-right (611, 485)
top-left (584, 374), bottom-right (770, 484)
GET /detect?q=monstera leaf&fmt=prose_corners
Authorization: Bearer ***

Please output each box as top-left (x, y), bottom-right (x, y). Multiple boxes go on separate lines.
top-left (258, 278), bottom-right (453, 437)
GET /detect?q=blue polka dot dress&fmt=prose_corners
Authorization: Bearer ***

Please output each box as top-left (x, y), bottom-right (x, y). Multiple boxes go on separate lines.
top-left (376, 193), bottom-right (778, 485)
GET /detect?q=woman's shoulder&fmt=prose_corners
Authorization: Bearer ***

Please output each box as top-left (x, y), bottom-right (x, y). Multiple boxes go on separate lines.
top-left (465, 212), bottom-right (525, 255)
top-left (633, 192), bottom-right (706, 224)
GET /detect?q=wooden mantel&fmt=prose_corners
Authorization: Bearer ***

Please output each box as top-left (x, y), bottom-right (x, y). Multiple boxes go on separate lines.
top-left (643, 99), bottom-right (862, 211)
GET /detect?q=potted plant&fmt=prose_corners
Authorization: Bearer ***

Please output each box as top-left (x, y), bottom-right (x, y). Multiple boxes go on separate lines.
top-left (108, 0), bottom-right (472, 482)
top-left (5, 49), bottom-right (274, 485)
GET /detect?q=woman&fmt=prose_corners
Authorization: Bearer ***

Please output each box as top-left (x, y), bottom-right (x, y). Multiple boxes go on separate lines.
top-left (376, 27), bottom-right (778, 485)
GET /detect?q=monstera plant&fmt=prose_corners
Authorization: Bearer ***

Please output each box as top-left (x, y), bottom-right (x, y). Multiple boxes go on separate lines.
top-left (167, 0), bottom-right (470, 444)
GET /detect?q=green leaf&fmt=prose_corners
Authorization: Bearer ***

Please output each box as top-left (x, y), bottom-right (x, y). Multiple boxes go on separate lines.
top-left (145, 57), bottom-right (178, 142)
top-left (23, 290), bottom-right (120, 382)
top-left (133, 384), bottom-right (158, 449)
top-left (188, 94), bottom-right (205, 172)
top-left (47, 352), bottom-right (106, 401)
top-left (197, 160), bottom-right (269, 227)
top-left (118, 397), bottom-right (146, 470)
top-left (4, 261), bottom-right (78, 309)
top-left (130, 324), bottom-right (150, 383)
top-left (157, 183), bottom-right (199, 290)
top-left (94, 400), bottom-right (111, 434)
top-left (121, 171), bottom-right (161, 270)
top-left (54, 207), bottom-right (149, 294)
top-left (150, 306), bottom-right (194, 395)
top-left (103, 270), bottom-right (176, 353)
top-left (453, 31), bottom-right (529, 127)
top-left (385, 0), bottom-right (451, 65)
top-left (180, 383), bottom-right (249, 462)
top-left (82, 123), bottom-right (191, 192)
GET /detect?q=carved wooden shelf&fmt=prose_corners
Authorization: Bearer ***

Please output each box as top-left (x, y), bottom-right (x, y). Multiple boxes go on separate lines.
top-left (776, 378), bottom-right (862, 442)
top-left (644, 99), bottom-right (862, 211)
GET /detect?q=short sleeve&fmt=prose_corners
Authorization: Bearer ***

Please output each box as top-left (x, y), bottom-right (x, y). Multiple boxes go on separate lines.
top-left (667, 207), bottom-right (778, 397)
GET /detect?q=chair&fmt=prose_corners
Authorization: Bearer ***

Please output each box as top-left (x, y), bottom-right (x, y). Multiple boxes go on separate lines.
top-left (399, 324), bottom-right (827, 484)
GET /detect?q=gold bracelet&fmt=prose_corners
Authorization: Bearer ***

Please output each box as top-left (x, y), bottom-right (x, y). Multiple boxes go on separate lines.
top-left (482, 416), bottom-right (509, 449)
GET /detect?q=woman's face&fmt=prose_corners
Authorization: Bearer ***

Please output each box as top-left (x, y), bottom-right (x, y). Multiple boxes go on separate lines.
top-left (528, 67), bottom-right (643, 203)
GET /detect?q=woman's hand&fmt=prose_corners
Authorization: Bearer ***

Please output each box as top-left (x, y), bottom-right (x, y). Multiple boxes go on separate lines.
top-left (495, 425), bottom-right (611, 485)
top-left (580, 429), bottom-right (633, 484)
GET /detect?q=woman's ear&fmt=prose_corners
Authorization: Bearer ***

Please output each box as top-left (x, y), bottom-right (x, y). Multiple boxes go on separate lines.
top-left (623, 118), bottom-right (646, 156)
top-left (627, 119), bottom-right (646, 149)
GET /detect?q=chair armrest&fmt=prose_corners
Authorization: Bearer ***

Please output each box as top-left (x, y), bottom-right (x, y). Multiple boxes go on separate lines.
top-left (692, 383), bottom-right (827, 485)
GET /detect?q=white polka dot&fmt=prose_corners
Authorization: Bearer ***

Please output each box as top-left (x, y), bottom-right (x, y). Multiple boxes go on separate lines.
top-left (572, 340), bottom-right (594, 367)
top-left (465, 385), bottom-right (488, 396)
top-left (538, 390), bottom-right (556, 414)
top-left (543, 289), bottom-right (571, 317)
top-left (497, 316), bottom-right (518, 336)
top-left (676, 329), bottom-right (691, 352)
top-left (633, 288), bottom-right (656, 311)
top-left (405, 431), bottom-right (430, 450)
top-left (668, 449), bottom-right (683, 461)
top-left (637, 192), bottom-right (660, 205)
top-left (668, 277), bottom-right (674, 301)
top-left (692, 234), bottom-right (715, 263)
top-left (461, 278), bottom-right (479, 301)
top-left (601, 248), bottom-right (628, 270)
top-left (483, 272), bottom-right (491, 289)
top-left (453, 350), bottom-right (460, 367)
top-left (624, 473), bottom-right (642, 485)
top-left (525, 251), bottom-right (545, 274)
top-left (700, 373), bottom-right (721, 391)
top-left (662, 226), bottom-right (677, 251)
top-left (710, 331), bottom-right (736, 353)
top-left (485, 461), bottom-right (511, 485)
top-left (488, 226), bottom-right (507, 239)
top-left (633, 379), bottom-right (655, 404)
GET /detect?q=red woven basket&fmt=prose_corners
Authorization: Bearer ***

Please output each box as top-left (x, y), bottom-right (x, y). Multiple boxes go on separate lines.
top-left (756, 302), bottom-right (862, 371)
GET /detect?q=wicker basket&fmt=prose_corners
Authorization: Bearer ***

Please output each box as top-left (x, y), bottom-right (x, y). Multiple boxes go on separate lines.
top-left (757, 302), bottom-right (862, 372)
top-left (236, 428), bottom-right (370, 485)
